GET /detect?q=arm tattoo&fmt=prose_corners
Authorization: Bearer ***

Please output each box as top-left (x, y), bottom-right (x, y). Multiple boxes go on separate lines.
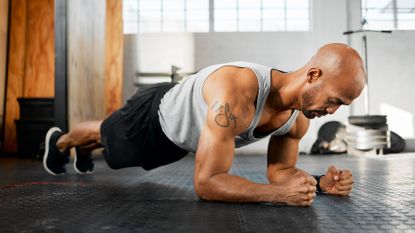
top-left (211, 101), bottom-right (237, 129)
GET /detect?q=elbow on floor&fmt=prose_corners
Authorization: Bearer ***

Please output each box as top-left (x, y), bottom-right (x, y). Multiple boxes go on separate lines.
top-left (194, 179), bottom-right (214, 201)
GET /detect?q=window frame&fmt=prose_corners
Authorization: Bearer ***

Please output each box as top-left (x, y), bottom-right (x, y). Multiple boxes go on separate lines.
top-left (362, 0), bottom-right (415, 30)
top-left (123, 0), bottom-right (311, 33)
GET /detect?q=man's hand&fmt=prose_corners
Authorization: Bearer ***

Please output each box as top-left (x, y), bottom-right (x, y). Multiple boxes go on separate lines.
top-left (273, 170), bottom-right (317, 206)
top-left (320, 165), bottom-right (353, 196)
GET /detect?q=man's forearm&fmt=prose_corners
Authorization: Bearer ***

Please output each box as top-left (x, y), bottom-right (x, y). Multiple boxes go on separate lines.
top-left (195, 173), bottom-right (283, 204)
top-left (267, 167), bottom-right (307, 184)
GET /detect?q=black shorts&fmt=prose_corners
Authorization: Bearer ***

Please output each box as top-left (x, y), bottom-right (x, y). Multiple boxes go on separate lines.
top-left (100, 82), bottom-right (189, 170)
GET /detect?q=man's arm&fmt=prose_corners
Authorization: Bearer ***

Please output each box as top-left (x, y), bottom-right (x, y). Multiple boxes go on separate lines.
top-left (266, 113), bottom-right (312, 184)
top-left (194, 95), bottom-right (279, 203)
top-left (193, 82), bottom-right (316, 205)
top-left (267, 113), bottom-right (353, 196)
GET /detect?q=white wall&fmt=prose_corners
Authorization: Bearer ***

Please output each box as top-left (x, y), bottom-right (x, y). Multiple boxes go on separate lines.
top-left (138, 33), bottom-right (195, 73)
top-left (133, 0), bottom-right (415, 153)
top-left (352, 32), bottom-right (415, 138)
top-left (345, 0), bottom-right (415, 143)
top-left (0, 0), bottom-right (8, 117)
top-left (123, 34), bottom-right (139, 102)
top-left (194, 0), bottom-right (348, 70)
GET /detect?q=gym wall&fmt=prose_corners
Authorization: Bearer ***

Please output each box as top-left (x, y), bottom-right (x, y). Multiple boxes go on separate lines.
top-left (0, 0), bottom-right (8, 119)
top-left (104, 0), bottom-right (123, 115)
top-left (137, 33), bottom-right (195, 75)
top-left (122, 34), bottom-right (139, 103)
top-left (347, 0), bottom-right (415, 149)
top-left (67, 0), bottom-right (123, 130)
top-left (3, 0), bottom-right (55, 153)
top-left (67, 0), bottom-right (106, 129)
top-left (3, 0), bottom-right (123, 154)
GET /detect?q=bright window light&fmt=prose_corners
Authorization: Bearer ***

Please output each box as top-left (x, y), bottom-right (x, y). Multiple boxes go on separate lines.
top-left (214, 0), bottom-right (310, 32)
top-left (123, 0), bottom-right (310, 33)
top-left (362, 0), bottom-right (415, 30)
top-left (380, 103), bottom-right (414, 138)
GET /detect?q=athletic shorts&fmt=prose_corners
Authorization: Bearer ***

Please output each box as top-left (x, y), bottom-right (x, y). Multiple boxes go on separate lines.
top-left (100, 82), bottom-right (189, 170)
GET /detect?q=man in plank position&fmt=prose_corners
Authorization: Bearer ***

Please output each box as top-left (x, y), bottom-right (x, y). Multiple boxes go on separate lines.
top-left (44, 43), bottom-right (365, 206)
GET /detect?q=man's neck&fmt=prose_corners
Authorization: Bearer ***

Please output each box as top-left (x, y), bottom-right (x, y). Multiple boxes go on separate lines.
top-left (268, 69), bottom-right (304, 112)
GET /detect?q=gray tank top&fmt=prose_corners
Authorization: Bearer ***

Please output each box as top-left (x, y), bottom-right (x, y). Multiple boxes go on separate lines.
top-left (158, 61), bottom-right (299, 153)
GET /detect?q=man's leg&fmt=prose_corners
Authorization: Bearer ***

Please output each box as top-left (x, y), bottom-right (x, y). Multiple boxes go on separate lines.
top-left (43, 121), bottom-right (102, 175)
top-left (56, 121), bottom-right (103, 152)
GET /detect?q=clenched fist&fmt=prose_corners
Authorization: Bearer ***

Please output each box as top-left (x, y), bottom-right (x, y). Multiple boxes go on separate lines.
top-left (320, 165), bottom-right (353, 196)
top-left (274, 170), bottom-right (317, 206)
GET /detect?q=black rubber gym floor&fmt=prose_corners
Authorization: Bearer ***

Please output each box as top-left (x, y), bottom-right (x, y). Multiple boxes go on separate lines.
top-left (0, 153), bottom-right (414, 233)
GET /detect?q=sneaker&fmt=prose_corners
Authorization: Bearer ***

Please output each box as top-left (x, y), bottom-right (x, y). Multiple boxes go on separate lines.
top-left (74, 147), bottom-right (94, 174)
top-left (43, 127), bottom-right (70, 175)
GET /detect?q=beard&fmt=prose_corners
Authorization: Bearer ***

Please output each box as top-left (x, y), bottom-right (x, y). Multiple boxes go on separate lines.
top-left (302, 109), bottom-right (327, 119)
top-left (301, 85), bottom-right (327, 119)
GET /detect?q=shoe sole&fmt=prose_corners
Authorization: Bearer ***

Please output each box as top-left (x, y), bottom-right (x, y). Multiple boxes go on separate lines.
top-left (74, 149), bottom-right (93, 175)
top-left (43, 127), bottom-right (64, 176)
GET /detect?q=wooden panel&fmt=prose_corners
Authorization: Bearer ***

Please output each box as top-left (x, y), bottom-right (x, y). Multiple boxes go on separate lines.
top-left (23, 0), bottom-right (54, 97)
top-left (3, 0), bottom-right (55, 153)
top-left (0, 0), bottom-right (9, 116)
top-left (104, 0), bottom-right (123, 115)
top-left (68, 0), bottom-right (106, 128)
top-left (3, 0), bottom-right (27, 153)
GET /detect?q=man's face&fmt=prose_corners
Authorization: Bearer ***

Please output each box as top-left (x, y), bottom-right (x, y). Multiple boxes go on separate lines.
top-left (301, 84), bottom-right (328, 119)
top-left (300, 65), bottom-right (366, 119)
top-left (301, 82), bottom-right (347, 119)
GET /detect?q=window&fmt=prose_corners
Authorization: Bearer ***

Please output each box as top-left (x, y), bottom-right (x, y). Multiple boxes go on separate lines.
top-left (362, 0), bottom-right (415, 30)
top-left (123, 0), bottom-right (209, 33)
top-left (124, 0), bottom-right (139, 34)
top-left (123, 0), bottom-right (310, 33)
top-left (214, 0), bottom-right (310, 32)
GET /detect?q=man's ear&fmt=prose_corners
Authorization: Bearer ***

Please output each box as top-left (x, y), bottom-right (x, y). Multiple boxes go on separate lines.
top-left (307, 68), bottom-right (322, 83)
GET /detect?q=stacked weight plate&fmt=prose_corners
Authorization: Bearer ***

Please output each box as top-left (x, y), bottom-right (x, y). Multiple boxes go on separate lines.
top-left (346, 115), bottom-right (391, 156)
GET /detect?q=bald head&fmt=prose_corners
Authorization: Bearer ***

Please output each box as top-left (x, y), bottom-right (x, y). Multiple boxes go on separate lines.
top-left (307, 43), bottom-right (366, 89)
top-left (298, 43), bottom-right (367, 119)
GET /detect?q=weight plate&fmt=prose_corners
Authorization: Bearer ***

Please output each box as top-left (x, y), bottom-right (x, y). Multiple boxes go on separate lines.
top-left (348, 115), bottom-right (387, 127)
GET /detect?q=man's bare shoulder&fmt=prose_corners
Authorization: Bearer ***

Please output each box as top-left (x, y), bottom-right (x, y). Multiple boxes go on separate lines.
top-left (203, 66), bottom-right (258, 107)
top-left (202, 66), bottom-right (258, 134)
top-left (286, 111), bottom-right (310, 139)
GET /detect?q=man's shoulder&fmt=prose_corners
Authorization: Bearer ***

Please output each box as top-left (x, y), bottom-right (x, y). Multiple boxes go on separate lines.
top-left (202, 67), bottom-right (258, 134)
top-left (204, 66), bottom-right (258, 105)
